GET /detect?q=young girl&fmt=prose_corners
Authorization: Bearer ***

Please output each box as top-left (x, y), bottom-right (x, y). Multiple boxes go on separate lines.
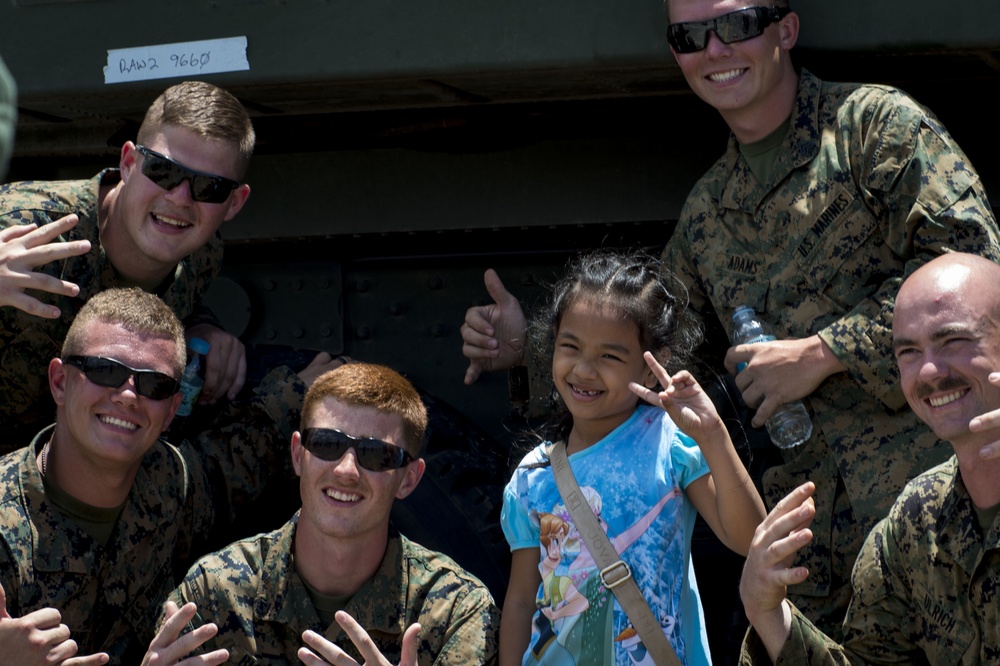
top-left (499, 250), bottom-right (766, 666)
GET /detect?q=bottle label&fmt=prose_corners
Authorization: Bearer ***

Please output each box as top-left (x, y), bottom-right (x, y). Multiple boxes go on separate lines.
top-left (736, 334), bottom-right (777, 372)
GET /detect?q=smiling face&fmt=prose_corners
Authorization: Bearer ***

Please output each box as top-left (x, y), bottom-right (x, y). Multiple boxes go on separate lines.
top-left (667, 0), bottom-right (799, 141)
top-left (103, 123), bottom-right (250, 286)
top-left (51, 319), bottom-right (182, 470)
top-left (291, 397), bottom-right (424, 547)
top-left (894, 257), bottom-right (1000, 450)
top-left (552, 297), bottom-right (656, 449)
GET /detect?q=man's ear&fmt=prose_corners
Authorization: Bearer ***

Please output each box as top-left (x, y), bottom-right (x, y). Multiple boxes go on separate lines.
top-left (119, 142), bottom-right (138, 181)
top-left (395, 458), bottom-right (426, 500)
top-left (290, 431), bottom-right (304, 477)
top-left (779, 11), bottom-right (800, 50)
top-left (222, 184), bottom-right (251, 222)
top-left (49, 358), bottom-right (67, 406)
top-left (160, 392), bottom-right (183, 434)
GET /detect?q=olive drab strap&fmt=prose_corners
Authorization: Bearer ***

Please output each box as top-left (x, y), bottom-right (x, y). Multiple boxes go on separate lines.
top-left (549, 440), bottom-right (682, 666)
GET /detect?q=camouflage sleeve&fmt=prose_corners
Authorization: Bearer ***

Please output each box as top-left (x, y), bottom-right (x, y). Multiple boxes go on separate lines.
top-left (427, 585), bottom-right (500, 666)
top-left (739, 603), bottom-right (852, 666)
top-left (839, 516), bottom-right (921, 660)
top-left (180, 366), bottom-right (305, 543)
top-left (816, 90), bottom-right (1000, 405)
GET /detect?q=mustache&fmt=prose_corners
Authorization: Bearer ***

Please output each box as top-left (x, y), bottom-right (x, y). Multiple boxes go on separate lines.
top-left (912, 377), bottom-right (968, 401)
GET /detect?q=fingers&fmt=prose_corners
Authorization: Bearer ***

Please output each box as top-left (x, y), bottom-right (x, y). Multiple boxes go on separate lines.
top-left (200, 335), bottom-right (245, 403)
top-left (143, 602), bottom-right (225, 666)
top-left (463, 359), bottom-right (485, 386)
top-left (0, 580), bottom-right (7, 619)
top-left (399, 623), bottom-right (422, 666)
top-left (63, 653), bottom-right (110, 666)
top-left (299, 629), bottom-right (355, 666)
top-left (0, 217), bottom-right (89, 317)
top-left (482, 268), bottom-right (513, 308)
top-left (335, 611), bottom-right (381, 663)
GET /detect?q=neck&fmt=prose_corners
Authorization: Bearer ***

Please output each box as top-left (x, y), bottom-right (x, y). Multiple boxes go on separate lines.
top-left (44, 430), bottom-right (138, 508)
top-left (721, 64), bottom-right (799, 144)
top-left (293, 519), bottom-right (389, 597)
top-left (955, 447), bottom-right (1000, 509)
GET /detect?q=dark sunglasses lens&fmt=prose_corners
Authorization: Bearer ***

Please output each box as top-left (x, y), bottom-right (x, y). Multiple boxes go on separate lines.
top-left (356, 446), bottom-right (408, 471)
top-left (86, 359), bottom-right (131, 388)
top-left (667, 23), bottom-right (704, 53)
top-left (135, 372), bottom-right (181, 399)
top-left (141, 154), bottom-right (186, 189)
top-left (716, 9), bottom-right (762, 44)
top-left (189, 175), bottom-right (232, 204)
top-left (304, 430), bottom-right (351, 462)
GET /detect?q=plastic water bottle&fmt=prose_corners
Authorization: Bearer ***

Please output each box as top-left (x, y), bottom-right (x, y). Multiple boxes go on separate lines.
top-left (176, 337), bottom-right (210, 418)
top-left (731, 306), bottom-right (813, 449)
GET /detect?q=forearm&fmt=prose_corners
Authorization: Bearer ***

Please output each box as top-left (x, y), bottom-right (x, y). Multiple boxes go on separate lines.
top-left (499, 600), bottom-right (534, 666)
top-left (699, 426), bottom-right (766, 555)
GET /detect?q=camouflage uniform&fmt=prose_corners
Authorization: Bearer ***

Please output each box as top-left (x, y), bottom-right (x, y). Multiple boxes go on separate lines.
top-left (0, 170), bottom-right (224, 440)
top-left (739, 457), bottom-right (1000, 665)
top-left (663, 69), bottom-right (1000, 636)
top-left (169, 513), bottom-right (500, 665)
top-left (0, 367), bottom-right (303, 665)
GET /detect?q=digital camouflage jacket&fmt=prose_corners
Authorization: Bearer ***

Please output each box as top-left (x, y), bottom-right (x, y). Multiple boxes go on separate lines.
top-left (741, 457), bottom-right (1000, 665)
top-left (0, 367), bottom-right (304, 665)
top-left (0, 170), bottom-right (224, 437)
top-left (170, 514), bottom-right (500, 666)
top-left (663, 69), bottom-right (1000, 624)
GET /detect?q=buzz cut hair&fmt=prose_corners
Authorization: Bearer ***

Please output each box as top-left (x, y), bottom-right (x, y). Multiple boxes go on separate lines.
top-left (62, 288), bottom-right (186, 376)
top-left (137, 80), bottom-right (255, 177)
top-left (302, 363), bottom-right (429, 456)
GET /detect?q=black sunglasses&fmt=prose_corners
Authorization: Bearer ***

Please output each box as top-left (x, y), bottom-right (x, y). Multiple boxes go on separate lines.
top-left (667, 6), bottom-right (790, 54)
top-left (301, 427), bottom-right (415, 472)
top-left (135, 144), bottom-right (241, 204)
top-left (63, 355), bottom-right (181, 400)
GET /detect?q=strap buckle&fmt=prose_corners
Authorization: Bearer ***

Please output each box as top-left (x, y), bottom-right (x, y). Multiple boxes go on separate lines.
top-left (599, 560), bottom-right (632, 589)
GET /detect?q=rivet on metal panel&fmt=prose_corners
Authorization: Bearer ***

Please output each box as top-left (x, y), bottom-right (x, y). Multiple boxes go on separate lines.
top-left (428, 276), bottom-right (443, 290)
top-left (263, 280), bottom-right (277, 292)
top-left (356, 325), bottom-right (372, 340)
top-left (389, 302), bottom-right (404, 316)
top-left (355, 279), bottom-right (370, 293)
top-left (431, 324), bottom-right (447, 337)
top-left (292, 328), bottom-right (304, 339)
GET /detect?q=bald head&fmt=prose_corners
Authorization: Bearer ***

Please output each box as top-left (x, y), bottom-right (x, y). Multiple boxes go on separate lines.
top-left (897, 253), bottom-right (1000, 322)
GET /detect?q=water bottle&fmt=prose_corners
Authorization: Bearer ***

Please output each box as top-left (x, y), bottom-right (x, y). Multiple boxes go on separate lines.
top-left (731, 306), bottom-right (813, 449)
top-left (176, 337), bottom-right (210, 418)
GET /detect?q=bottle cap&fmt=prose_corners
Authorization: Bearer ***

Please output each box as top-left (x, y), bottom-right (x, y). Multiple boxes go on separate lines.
top-left (189, 337), bottom-right (211, 355)
top-left (732, 305), bottom-right (755, 321)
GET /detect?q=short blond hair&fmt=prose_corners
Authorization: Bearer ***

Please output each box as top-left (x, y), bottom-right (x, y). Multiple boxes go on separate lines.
top-left (303, 363), bottom-right (428, 455)
top-left (137, 80), bottom-right (255, 177)
top-left (62, 288), bottom-right (186, 376)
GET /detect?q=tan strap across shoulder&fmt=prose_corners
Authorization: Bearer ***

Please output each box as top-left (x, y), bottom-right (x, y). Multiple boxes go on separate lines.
top-left (550, 440), bottom-right (682, 666)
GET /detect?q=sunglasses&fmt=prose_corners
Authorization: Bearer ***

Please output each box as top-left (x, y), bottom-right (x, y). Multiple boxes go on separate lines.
top-left (135, 144), bottom-right (241, 204)
top-left (301, 427), bottom-right (415, 472)
top-left (667, 5), bottom-right (790, 54)
top-left (63, 355), bottom-right (181, 400)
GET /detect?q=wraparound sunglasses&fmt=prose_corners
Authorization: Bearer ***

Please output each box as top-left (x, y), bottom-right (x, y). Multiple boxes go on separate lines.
top-left (63, 355), bottom-right (181, 400)
top-left (135, 144), bottom-right (241, 204)
top-left (301, 427), bottom-right (415, 472)
top-left (667, 6), bottom-right (790, 53)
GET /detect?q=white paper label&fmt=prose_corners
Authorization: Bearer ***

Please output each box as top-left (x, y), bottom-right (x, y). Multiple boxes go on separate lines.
top-left (104, 36), bottom-right (249, 84)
